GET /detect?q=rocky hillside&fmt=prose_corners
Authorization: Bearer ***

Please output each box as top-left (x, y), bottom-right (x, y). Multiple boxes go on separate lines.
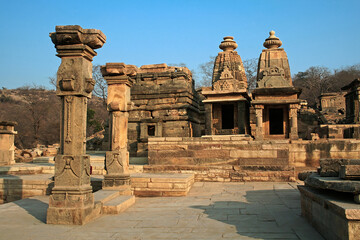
top-left (0, 87), bottom-right (107, 149)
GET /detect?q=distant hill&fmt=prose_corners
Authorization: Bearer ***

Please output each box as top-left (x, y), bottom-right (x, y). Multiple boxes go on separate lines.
top-left (0, 87), bottom-right (108, 149)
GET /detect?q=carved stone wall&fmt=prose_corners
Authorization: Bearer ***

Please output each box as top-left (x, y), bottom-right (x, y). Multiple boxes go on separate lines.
top-left (128, 64), bottom-right (203, 157)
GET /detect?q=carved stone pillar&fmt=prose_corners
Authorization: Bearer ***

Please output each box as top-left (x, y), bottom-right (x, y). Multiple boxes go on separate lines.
top-left (101, 63), bottom-right (136, 191)
top-left (204, 103), bottom-right (213, 135)
top-left (47, 25), bottom-right (106, 225)
top-left (289, 104), bottom-right (299, 140)
top-left (0, 121), bottom-right (17, 166)
top-left (255, 105), bottom-right (264, 140)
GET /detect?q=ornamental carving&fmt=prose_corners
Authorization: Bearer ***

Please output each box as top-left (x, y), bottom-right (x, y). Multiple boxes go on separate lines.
top-left (257, 66), bottom-right (290, 88)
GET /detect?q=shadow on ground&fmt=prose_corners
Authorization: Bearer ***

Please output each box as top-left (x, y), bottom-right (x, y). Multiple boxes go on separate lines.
top-left (191, 188), bottom-right (324, 239)
top-left (14, 198), bottom-right (48, 223)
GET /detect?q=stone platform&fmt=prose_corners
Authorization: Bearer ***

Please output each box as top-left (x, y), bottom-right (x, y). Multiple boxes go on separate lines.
top-left (131, 173), bottom-right (195, 197)
top-left (0, 182), bottom-right (323, 239)
top-left (298, 185), bottom-right (360, 240)
top-left (0, 172), bottom-right (195, 203)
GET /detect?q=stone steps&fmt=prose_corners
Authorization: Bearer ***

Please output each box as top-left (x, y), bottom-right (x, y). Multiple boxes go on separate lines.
top-left (94, 189), bottom-right (135, 214)
top-left (93, 189), bottom-right (120, 204)
top-left (131, 173), bottom-right (195, 197)
top-left (102, 195), bottom-right (135, 214)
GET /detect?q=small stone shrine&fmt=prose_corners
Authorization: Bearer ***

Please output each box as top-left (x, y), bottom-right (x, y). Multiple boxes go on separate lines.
top-left (202, 36), bottom-right (250, 135)
top-left (251, 31), bottom-right (301, 140)
top-left (101, 63), bottom-right (136, 192)
top-left (128, 63), bottom-right (202, 157)
top-left (342, 78), bottom-right (360, 124)
top-left (0, 121), bottom-right (17, 166)
top-left (47, 25), bottom-right (106, 225)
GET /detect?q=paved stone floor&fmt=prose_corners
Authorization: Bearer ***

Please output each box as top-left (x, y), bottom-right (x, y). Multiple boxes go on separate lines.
top-left (0, 182), bottom-right (324, 240)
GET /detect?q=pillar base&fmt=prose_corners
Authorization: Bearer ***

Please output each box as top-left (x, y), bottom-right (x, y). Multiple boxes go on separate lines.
top-left (255, 128), bottom-right (264, 140)
top-left (103, 174), bottom-right (131, 193)
top-left (47, 187), bottom-right (100, 225)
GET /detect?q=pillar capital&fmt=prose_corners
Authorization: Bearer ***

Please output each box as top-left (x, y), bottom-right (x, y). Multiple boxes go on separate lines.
top-left (50, 25), bottom-right (106, 98)
top-left (289, 103), bottom-right (300, 110)
top-left (0, 121), bottom-right (17, 135)
top-left (50, 25), bottom-right (106, 49)
top-left (101, 63), bottom-right (137, 86)
top-left (254, 104), bottom-right (264, 110)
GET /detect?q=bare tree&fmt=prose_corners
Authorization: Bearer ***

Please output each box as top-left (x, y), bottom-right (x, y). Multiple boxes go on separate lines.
top-left (49, 74), bottom-right (57, 89)
top-left (92, 65), bottom-right (107, 107)
top-left (197, 56), bottom-right (258, 90)
top-left (243, 58), bottom-right (258, 92)
top-left (293, 66), bottom-right (332, 108)
top-left (197, 56), bottom-right (215, 88)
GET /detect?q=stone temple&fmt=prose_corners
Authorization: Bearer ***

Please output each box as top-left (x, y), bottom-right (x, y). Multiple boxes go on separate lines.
top-left (0, 25), bottom-right (360, 239)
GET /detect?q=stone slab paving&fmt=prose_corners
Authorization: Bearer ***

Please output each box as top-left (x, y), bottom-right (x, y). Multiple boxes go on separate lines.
top-left (0, 182), bottom-right (324, 240)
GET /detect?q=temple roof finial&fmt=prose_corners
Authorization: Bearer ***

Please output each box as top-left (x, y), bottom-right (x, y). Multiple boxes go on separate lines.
top-left (263, 30), bottom-right (282, 49)
top-left (219, 36), bottom-right (238, 52)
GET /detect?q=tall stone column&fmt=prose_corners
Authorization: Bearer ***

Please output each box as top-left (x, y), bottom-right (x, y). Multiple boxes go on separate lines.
top-left (255, 105), bottom-right (264, 140)
top-left (101, 63), bottom-right (136, 191)
top-left (0, 121), bottom-right (17, 166)
top-left (289, 104), bottom-right (299, 140)
top-left (47, 25), bottom-right (106, 225)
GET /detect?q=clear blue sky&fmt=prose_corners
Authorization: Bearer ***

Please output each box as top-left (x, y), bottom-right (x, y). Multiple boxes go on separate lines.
top-left (0, 0), bottom-right (359, 89)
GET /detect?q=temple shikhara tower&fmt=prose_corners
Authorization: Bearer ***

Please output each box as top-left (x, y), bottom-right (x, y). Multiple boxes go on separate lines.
top-left (251, 31), bottom-right (301, 140)
top-left (202, 36), bottom-right (250, 135)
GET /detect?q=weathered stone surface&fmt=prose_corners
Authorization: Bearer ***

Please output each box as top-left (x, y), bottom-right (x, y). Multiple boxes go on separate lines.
top-left (299, 185), bottom-right (360, 240)
top-left (305, 173), bottom-right (360, 195)
top-left (47, 25), bottom-right (106, 225)
top-left (340, 165), bottom-right (360, 180)
top-left (320, 159), bottom-right (360, 177)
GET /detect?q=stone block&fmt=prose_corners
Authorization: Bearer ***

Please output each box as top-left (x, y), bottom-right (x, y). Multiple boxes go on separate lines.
top-left (320, 159), bottom-right (360, 177)
top-left (299, 185), bottom-right (360, 240)
top-left (173, 183), bottom-right (188, 189)
top-left (147, 182), bottom-right (173, 189)
top-left (230, 150), bottom-right (277, 158)
top-left (340, 165), bottom-right (360, 180)
top-left (131, 182), bottom-right (148, 188)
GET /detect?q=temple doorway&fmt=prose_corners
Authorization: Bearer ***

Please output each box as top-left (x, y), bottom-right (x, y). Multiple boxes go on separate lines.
top-left (221, 104), bottom-right (234, 129)
top-left (269, 108), bottom-right (284, 135)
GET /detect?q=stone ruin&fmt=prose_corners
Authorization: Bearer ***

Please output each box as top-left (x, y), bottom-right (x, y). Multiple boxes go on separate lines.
top-left (0, 121), bottom-right (17, 166)
top-left (128, 63), bottom-right (203, 157)
top-left (0, 24), bottom-right (359, 240)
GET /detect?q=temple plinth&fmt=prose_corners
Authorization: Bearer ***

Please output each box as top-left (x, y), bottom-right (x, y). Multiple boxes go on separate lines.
top-left (101, 63), bottom-right (136, 192)
top-left (202, 36), bottom-right (250, 135)
top-left (251, 31), bottom-right (301, 140)
top-left (47, 25), bottom-right (106, 225)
